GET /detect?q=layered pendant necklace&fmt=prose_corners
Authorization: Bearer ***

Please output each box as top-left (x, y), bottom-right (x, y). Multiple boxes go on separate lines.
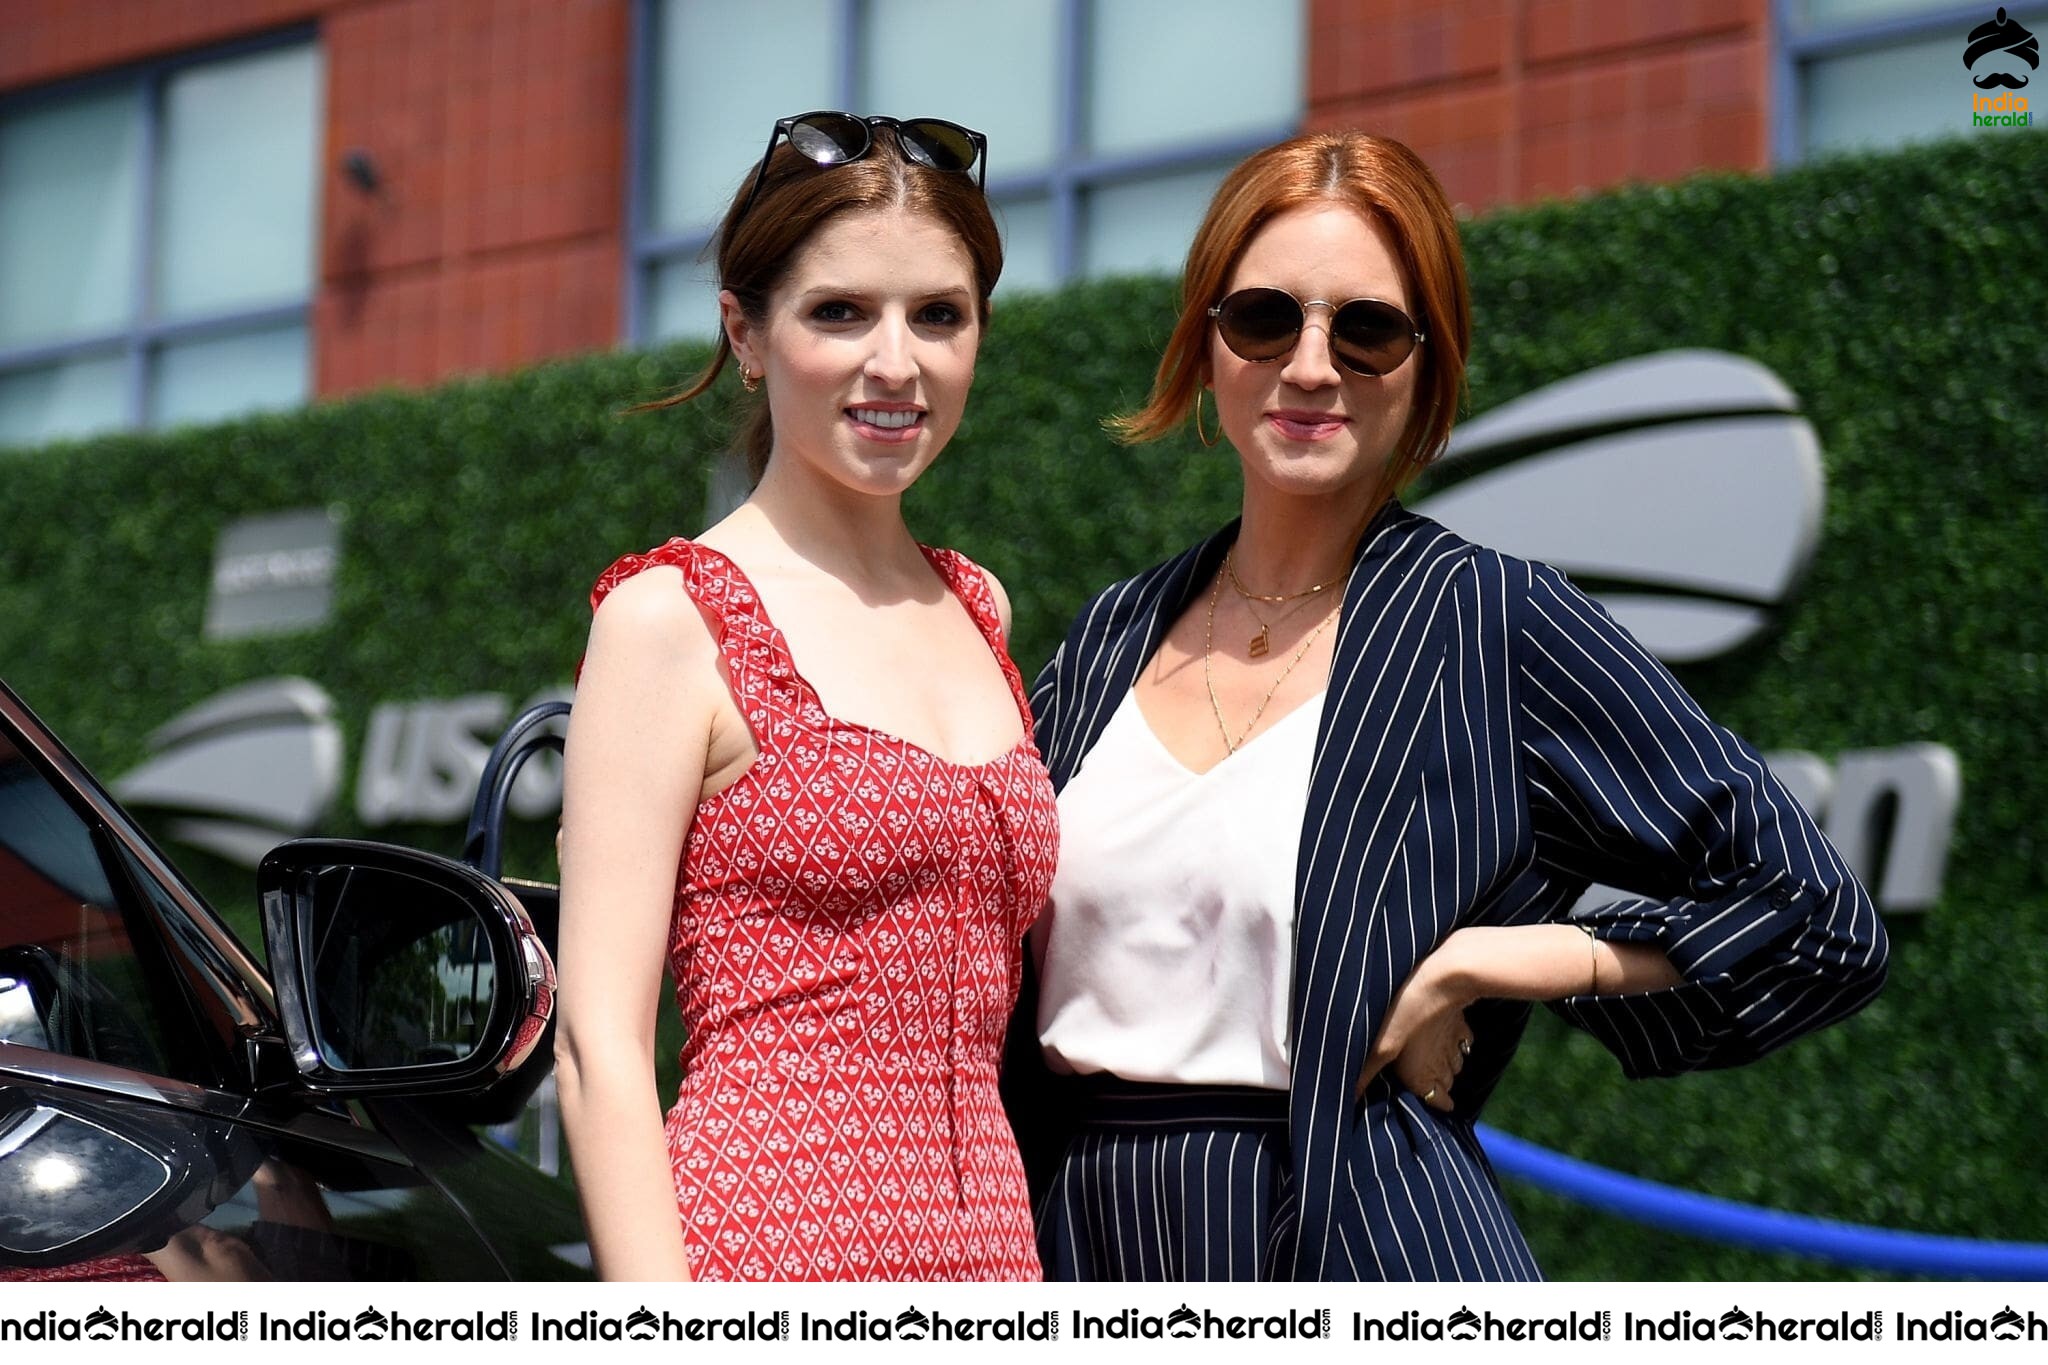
top-left (1224, 549), bottom-right (1347, 657)
top-left (1203, 554), bottom-right (1348, 754)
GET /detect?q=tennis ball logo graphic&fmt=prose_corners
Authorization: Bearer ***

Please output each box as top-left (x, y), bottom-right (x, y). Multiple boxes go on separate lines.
top-left (113, 676), bottom-right (341, 867)
top-left (1414, 349), bottom-right (1823, 664)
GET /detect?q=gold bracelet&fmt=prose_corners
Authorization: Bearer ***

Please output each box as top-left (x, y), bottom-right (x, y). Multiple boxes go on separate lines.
top-left (1578, 922), bottom-right (1599, 995)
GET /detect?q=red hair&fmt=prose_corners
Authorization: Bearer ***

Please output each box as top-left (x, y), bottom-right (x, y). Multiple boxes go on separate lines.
top-left (1114, 131), bottom-right (1470, 495)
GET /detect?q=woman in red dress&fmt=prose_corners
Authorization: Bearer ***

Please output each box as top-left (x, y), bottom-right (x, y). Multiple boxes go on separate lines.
top-left (554, 114), bottom-right (1054, 1281)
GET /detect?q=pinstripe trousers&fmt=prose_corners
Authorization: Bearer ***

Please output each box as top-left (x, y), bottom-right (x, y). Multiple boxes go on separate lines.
top-left (1009, 503), bottom-right (1889, 1281)
top-left (1035, 1081), bottom-right (1296, 1281)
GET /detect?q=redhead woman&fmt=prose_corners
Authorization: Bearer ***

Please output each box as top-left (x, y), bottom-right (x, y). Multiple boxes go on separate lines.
top-left (1014, 131), bottom-right (1888, 1281)
top-left (555, 113), bottom-right (1053, 1282)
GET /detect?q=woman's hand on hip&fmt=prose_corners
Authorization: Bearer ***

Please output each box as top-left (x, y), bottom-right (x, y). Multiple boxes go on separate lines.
top-left (1353, 924), bottom-right (1686, 1113)
top-left (1355, 931), bottom-right (1481, 1113)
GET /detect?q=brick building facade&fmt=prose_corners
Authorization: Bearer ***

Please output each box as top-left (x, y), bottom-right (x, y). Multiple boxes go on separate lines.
top-left (0, 0), bottom-right (2011, 435)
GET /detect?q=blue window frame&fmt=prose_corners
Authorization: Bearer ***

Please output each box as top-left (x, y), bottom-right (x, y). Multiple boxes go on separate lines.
top-left (0, 28), bottom-right (322, 450)
top-left (626, 0), bottom-right (1305, 344)
top-left (1773, 1), bottom-right (2046, 162)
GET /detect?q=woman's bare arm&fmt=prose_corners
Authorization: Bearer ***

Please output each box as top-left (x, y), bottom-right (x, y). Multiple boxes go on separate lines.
top-left (554, 567), bottom-right (717, 1281)
top-left (1359, 927), bottom-right (1683, 1110)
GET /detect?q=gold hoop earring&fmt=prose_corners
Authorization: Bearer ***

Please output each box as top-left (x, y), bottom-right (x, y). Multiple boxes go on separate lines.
top-left (1194, 389), bottom-right (1219, 448)
top-left (740, 366), bottom-right (760, 394)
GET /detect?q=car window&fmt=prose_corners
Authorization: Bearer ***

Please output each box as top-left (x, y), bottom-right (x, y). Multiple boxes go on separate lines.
top-left (0, 731), bottom-right (210, 1084)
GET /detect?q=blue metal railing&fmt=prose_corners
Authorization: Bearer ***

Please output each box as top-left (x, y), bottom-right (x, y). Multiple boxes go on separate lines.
top-left (1479, 1124), bottom-right (2048, 1279)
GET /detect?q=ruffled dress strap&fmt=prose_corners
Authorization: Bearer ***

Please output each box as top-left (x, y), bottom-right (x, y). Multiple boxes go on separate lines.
top-left (589, 537), bottom-right (803, 728)
top-left (919, 545), bottom-right (1035, 725)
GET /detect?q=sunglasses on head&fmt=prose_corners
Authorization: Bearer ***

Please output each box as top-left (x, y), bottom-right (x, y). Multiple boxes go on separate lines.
top-left (732, 111), bottom-right (988, 227)
top-left (1208, 288), bottom-right (1426, 377)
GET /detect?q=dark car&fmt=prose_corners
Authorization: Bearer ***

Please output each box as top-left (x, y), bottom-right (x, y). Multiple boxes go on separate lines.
top-left (0, 680), bottom-right (586, 1281)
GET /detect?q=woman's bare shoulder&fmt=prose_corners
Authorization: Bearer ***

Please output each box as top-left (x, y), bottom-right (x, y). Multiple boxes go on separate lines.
top-left (586, 564), bottom-right (719, 671)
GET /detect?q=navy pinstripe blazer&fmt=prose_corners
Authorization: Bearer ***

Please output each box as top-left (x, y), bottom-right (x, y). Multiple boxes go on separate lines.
top-left (1016, 501), bottom-right (1889, 1280)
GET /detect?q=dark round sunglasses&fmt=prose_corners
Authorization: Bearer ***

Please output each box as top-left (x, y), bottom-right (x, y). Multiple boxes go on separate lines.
top-left (1208, 288), bottom-right (1426, 377)
top-left (732, 111), bottom-right (988, 226)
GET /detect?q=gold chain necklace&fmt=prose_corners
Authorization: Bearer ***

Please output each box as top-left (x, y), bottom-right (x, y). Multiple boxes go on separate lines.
top-left (1203, 568), bottom-right (1343, 754)
top-left (1225, 548), bottom-right (1346, 656)
top-left (1233, 586), bottom-right (1331, 658)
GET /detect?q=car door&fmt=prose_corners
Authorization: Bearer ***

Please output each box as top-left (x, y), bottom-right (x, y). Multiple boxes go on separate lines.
top-left (0, 689), bottom-right (521, 1281)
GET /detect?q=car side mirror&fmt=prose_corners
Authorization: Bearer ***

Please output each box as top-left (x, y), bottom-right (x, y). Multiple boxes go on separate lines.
top-left (258, 840), bottom-right (554, 1097)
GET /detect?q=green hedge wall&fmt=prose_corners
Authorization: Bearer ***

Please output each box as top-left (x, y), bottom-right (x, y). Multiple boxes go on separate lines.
top-left (5, 132), bottom-right (2045, 1279)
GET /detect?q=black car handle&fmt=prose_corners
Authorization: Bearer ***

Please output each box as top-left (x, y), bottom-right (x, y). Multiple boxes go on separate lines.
top-left (460, 700), bottom-right (572, 880)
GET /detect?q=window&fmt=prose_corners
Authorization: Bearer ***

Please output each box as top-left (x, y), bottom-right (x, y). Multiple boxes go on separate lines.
top-left (0, 729), bottom-right (211, 1084)
top-left (629, 0), bottom-right (1304, 343)
top-left (0, 34), bottom-right (322, 449)
top-left (1777, 1), bottom-right (2046, 159)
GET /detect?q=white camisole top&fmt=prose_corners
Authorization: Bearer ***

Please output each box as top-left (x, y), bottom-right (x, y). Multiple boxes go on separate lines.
top-left (1033, 684), bottom-right (1324, 1090)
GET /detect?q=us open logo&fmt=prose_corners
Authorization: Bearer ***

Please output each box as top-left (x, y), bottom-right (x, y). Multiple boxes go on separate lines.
top-left (1416, 349), bottom-right (1821, 664)
top-left (113, 676), bottom-right (342, 866)
top-left (1415, 350), bottom-right (1958, 914)
top-left (113, 677), bottom-right (566, 866)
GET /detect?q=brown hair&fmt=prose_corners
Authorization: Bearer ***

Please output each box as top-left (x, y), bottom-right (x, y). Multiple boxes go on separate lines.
top-left (1113, 131), bottom-right (1470, 498)
top-left (640, 125), bottom-right (1003, 482)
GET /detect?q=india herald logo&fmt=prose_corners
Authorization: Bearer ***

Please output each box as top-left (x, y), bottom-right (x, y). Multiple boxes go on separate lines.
top-left (1966, 7), bottom-right (2038, 89)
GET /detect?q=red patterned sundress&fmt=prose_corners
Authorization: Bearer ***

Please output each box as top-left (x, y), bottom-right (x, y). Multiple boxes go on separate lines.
top-left (588, 538), bottom-right (1057, 1281)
